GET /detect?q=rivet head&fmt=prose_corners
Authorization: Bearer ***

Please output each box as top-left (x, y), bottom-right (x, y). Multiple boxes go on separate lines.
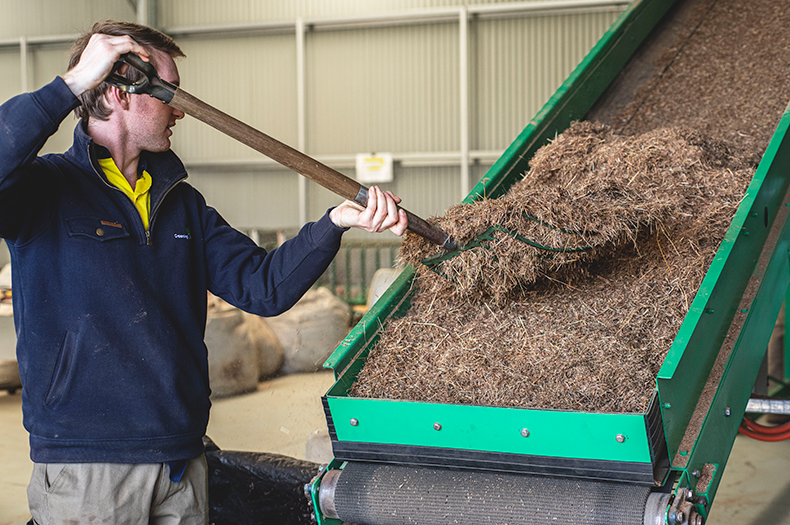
top-left (521, 428), bottom-right (530, 437)
top-left (350, 418), bottom-right (359, 427)
top-left (616, 434), bottom-right (626, 443)
top-left (96, 228), bottom-right (105, 237)
top-left (433, 422), bottom-right (442, 431)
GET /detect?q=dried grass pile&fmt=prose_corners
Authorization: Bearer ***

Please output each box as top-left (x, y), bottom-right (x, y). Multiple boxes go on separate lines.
top-left (399, 121), bottom-right (749, 307)
top-left (350, 122), bottom-right (754, 413)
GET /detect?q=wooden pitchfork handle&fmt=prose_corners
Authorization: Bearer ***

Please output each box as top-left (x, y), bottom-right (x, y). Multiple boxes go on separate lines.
top-left (107, 53), bottom-right (457, 250)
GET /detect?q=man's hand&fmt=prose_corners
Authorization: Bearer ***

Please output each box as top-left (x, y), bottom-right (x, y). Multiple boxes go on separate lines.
top-left (61, 34), bottom-right (150, 97)
top-left (329, 186), bottom-right (408, 236)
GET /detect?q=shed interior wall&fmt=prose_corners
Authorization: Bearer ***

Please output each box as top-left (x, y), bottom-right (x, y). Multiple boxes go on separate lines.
top-left (0, 1), bottom-right (624, 237)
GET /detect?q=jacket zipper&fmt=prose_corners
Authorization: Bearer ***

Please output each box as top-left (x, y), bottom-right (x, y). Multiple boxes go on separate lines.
top-left (147, 178), bottom-right (186, 245)
top-left (87, 143), bottom-right (186, 246)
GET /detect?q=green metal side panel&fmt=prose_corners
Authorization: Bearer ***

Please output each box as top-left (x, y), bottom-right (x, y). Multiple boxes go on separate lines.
top-left (326, 396), bottom-right (651, 463)
top-left (785, 287), bottom-right (790, 382)
top-left (322, 0), bottom-right (679, 466)
top-left (657, 104), bottom-right (790, 451)
top-left (656, 104), bottom-right (790, 505)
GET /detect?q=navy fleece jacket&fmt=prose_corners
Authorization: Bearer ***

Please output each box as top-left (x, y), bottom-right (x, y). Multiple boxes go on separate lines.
top-left (0, 77), bottom-right (346, 463)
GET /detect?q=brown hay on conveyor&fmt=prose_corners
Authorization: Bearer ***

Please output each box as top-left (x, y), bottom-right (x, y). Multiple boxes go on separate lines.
top-left (617, 0), bottom-right (790, 150)
top-left (400, 121), bottom-right (749, 307)
top-left (350, 123), bottom-right (754, 413)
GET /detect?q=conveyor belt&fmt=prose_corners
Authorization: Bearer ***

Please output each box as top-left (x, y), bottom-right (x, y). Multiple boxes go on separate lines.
top-left (321, 462), bottom-right (655, 525)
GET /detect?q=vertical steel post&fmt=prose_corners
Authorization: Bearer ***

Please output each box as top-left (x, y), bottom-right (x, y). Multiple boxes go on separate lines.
top-left (136, 0), bottom-right (148, 25)
top-left (296, 18), bottom-right (308, 227)
top-left (329, 259), bottom-right (337, 297)
top-left (459, 6), bottom-right (470, 200)
top-left (135, 0), bottom-right (158, 29)
top-left (360, 247), bottom-right (367, 304)
top-left (345, 246), bottom-right (352, 303)
top-left (19, 37), bottom-right (27, 93)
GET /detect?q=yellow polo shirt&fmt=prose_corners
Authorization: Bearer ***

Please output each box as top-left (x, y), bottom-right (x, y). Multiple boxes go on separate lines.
top-left (98, 158), bottom-right (152, 231)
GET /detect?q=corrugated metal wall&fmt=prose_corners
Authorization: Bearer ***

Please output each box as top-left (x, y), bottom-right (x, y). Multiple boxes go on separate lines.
top-left (0, 0), bottom-right (132, 38)
top-left (0, 0), bottom-right (625, 236)
top-left (0, 50), bottom-right (23, 110)
top-left (0, 0), bottom-right (135, 156)
top-left (305, 23), bottom-right (459, 155)
top-left (159, 0), bottom-right (618, 26)
top-left (474, 11), bottom-right (619, 149)
top-left (175, 35), bottom-right (299, 159)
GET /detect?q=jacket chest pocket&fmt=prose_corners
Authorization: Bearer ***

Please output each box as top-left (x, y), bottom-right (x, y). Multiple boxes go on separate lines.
top-left (65, 217), bottom-right (130, 242)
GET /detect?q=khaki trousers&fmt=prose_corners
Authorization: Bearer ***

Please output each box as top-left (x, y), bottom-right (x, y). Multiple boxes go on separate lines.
top-left (27, 455), bottom-right (208, 525)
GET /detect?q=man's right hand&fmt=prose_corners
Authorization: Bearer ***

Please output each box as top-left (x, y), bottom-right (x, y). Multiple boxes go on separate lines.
top-left (61, 34), bottom-right (150, 97)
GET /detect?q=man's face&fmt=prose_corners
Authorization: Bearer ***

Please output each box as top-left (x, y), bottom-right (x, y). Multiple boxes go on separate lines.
top-left (126, 49), bottom-right (184, 153)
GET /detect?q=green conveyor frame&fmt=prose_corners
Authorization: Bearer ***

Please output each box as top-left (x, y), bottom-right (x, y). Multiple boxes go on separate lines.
top-left (318, 0), bottom-right (790, 521)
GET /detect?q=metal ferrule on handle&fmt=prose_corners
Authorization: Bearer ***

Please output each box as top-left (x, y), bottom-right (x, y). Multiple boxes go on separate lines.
top-left (351, 186), bottom-right (456, 249)
top-left (353, 186), bottom-right (368, 207)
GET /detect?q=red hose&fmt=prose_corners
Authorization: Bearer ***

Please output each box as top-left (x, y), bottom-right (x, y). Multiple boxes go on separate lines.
top-left (739, 417), bottom-right (790, 441)
top-left (742, 416), bottom-right (790, 434)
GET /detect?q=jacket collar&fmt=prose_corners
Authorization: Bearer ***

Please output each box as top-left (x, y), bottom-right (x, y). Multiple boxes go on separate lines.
top-left (64, 121), bottom-right (188, 195)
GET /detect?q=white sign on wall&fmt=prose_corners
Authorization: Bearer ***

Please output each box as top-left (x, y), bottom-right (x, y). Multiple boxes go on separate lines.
top-left (355, 153), bottom-right (394, 183)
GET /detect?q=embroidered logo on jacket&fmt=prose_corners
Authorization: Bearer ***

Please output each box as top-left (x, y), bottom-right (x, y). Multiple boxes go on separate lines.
top-left (174, 228), bottom-right (191, 240)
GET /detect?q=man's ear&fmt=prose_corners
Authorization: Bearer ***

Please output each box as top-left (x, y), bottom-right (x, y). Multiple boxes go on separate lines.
top-left (105, 85), bottom-right (131, 111)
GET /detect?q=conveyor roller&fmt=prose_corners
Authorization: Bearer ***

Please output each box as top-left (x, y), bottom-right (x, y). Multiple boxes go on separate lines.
top-left (318, 462), bottom-right (674, 525)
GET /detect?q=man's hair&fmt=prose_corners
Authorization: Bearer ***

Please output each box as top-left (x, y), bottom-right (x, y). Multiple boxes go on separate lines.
top-left (69, 20), bottom-right (185, 123)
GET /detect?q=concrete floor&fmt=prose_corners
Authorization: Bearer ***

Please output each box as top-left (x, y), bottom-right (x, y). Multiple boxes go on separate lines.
top-left (2, 373), bottom-right (790, 524)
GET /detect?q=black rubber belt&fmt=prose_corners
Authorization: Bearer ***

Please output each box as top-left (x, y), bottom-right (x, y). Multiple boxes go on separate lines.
top-left (333, 462), bottom-right (651, 525)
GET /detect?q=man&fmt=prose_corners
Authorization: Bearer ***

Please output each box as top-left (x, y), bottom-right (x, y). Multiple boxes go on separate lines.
top-left (0, 20), bottom-right (407, 524)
